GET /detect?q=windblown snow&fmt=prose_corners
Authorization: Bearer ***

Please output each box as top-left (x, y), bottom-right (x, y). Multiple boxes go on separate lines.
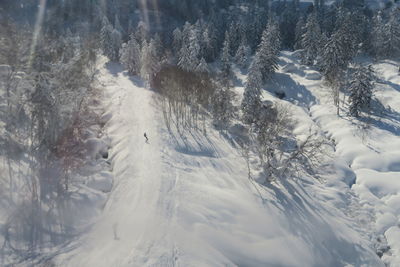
top-left (52, 53), bottom-right (400, 266)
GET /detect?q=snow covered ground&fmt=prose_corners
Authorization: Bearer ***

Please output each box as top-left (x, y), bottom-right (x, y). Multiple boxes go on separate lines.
top-left (272, 51), bottom-right (400, 266)
top-left (51, 55), bottom-right (399, 266)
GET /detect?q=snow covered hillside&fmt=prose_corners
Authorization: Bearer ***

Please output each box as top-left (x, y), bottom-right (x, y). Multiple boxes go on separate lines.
top-left (3, 0), bottom-right (400, 265)
top-left (268, 51), bottom-right (400, 266)
top-left (50, 55), bottom-right (395, 267)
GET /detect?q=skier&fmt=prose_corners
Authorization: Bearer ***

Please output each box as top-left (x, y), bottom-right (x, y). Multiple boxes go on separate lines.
top-left (144, 132), bottom-right (149, 143)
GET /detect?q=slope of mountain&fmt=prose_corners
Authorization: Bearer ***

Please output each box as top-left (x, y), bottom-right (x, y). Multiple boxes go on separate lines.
top-left (52, 54), bottom-right (394, 266)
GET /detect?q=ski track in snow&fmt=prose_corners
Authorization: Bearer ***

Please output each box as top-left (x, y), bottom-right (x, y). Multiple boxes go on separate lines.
top-left (55, 58), bottom-right (388, 267)
top-left (56, 61), bottom-right (174, 266)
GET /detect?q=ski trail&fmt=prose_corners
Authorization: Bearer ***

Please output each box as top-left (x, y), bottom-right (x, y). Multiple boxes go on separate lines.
top-left (56, 60), bottom-right (235, 267)
top-left (57, 62), bottom-right (172, 266)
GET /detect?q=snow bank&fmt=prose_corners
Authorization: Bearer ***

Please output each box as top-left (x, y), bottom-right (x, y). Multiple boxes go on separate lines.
top-left (280, 51), bottom-right (400, 265)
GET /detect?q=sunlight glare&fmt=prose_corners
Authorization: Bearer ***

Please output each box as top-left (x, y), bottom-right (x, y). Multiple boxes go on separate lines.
top-left (29, 0), bottom-right (47, 69)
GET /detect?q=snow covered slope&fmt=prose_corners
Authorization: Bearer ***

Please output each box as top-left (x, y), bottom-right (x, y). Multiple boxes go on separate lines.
top-left (54, 58), bottom-right (386, 266)
top-left (271, 51), bottom-right (400, 266)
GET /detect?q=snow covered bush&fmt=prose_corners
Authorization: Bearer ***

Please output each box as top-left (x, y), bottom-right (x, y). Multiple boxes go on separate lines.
top-left (249, 102), bottom-right (329, 182)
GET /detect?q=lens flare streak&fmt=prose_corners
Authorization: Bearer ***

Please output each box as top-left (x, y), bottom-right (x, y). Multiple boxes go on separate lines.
top-left (29, 0), bottom-right (47, 69)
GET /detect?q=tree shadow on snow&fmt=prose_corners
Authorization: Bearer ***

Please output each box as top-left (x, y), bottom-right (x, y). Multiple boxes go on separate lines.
top-left (262, 178), bottom-right (379, 266)
top-left (105, 62), bottom-right (147, 88)
top-left (382, 79), bottom-right (400, 93)
top-left (127, 75), bottom-right (146, 88)
top-left (168, 126), bottom-right (221, 158)
top-left (265, 73), bottom-right (317, 108)
top-left (343, 98), bottom-right (400, 137)
top-left (105, 62), bottom-right (124, 77)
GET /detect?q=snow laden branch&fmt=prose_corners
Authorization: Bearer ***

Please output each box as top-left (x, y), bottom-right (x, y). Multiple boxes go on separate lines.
top-left (244, 102), bottom-right (330, 183)
top-left (0, 16), bottom-right (100, 256)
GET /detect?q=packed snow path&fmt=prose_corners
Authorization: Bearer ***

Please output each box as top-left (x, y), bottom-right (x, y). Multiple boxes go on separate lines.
top-left (57, 61), bottom-right (175, 266)
top-left (56, 60), bottom-right (383, 267)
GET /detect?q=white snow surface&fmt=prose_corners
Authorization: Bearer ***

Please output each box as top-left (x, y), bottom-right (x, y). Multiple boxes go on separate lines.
top-left (273, 52), bottom-right (400, 266)
top-left (53, 56), bottom-right (391, 267)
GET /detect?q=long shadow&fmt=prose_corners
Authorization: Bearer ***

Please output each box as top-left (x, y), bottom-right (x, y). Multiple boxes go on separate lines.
top-left (105, 62), bottom-right (147, 89)
top-left (128, 75), bottom-right (146, 88)
top-left (105, 62), bottom-right (124, 77)
top-left (264, 73), bottom-right (317, 108)
top-left (344, 98), bottom-right (400, 137)
top-left (167, 124), bottom-right (220, 159)
top-left (262, 179), bottom-right (378, 266)
top-left (382, 79), bottom-right (400, 93)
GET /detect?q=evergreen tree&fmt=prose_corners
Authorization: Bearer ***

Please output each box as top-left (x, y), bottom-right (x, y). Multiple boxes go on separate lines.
top-left (202, 25), bottom-right (218, 62)
top-left (193, 20), bottom-right (205, 58)
top-left (381, 8), bottom-right (400, 58)
top-left (140, 40), bottom-right (149, 80)
top-left (279, 1), bottom-right (299, 49)
top-left (320, 32), bottom-right (348, 85)
top-left (211, 80), bottom-right (235, 128)
top-left (241, 59), bottom-right (263, 124)
top-left (178, 22), bottom-right (200, 71)
top-left (334, 8), bottom-right (360, 63)
top-left (227, 22), bottom-right (240, 56)
top-left (301, 12), bottom-right (322, 65)
top-left (147, 38), bottom-right (161, 79)
top-left (234, 39), bottom-right (251, 69)
top-left (181, 22), bottom-right (191, 45)
top-left (136, 21), bottom-right (149, 44)
top-left (177, 38), bottom-right (192, 71)
top-left (172, 27), bottom-right (182, 56)
top-left (248, 7), bottom-right (268, 50)
top-left (153, 33), bottom-right (163, 59)
top-left (221, 31), bottom-right (232, 80)
top-left (322, 5), bottom-right (338, 36)
top-left (100, 16), bottom-right (113, 59)
top-left (348, 65), bottom-right (374, 117)
top-left (120, 33), bottom-right (141, 75)
top-left (371, 12), bottom-right (386, 58)
top-left (196, 57), bottom-right (209, 73)
top-left (255, 22), bottom-right (280, 82)
top-left (110, 28), bottom-right (122, 61)
top-left (139, 38), bottom-right (161, 81)
top-left (320, 31), bottom-right (348, 114)
top-left (294, 16), bottom-right (306, 50)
